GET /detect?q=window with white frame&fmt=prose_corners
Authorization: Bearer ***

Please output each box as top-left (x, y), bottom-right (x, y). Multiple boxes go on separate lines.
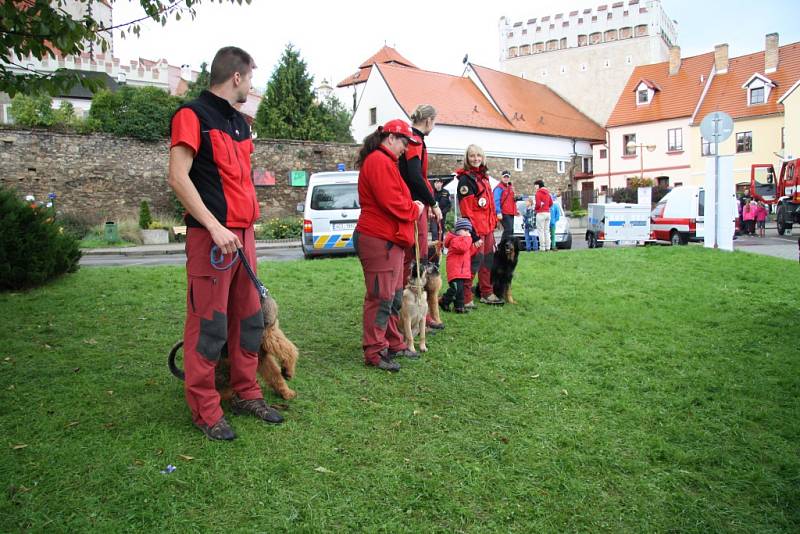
top-left (599, 148), bottom-right (607, 159)
top-left (582, 157), bottom-right (593, 174)
top-left (637, 89), bottom-right (649, 104)
top-left (736, 131), bottom-right (753, 153)
top-left (701, 136), bottom-right (717, 156)
top-left (667, 128), bottom-right (683, 151)
top-left (1, 104), bottom-right (13, 124)
top-left (369, 107), bottom-right (377, 125)
top-left (514, 158), bottom-right (523, 171)
top-left (557, 160), bottom-right (566, 174)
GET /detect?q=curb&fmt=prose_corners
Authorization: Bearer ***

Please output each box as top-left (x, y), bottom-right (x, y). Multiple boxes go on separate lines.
top-left (81, 239), bottom-right (301, 256)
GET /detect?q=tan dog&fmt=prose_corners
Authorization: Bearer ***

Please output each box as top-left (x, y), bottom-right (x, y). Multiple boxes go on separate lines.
top-left (168, 295), bottom-right (299, 400)
top-left (423, 262), bottom-right (443, 327)
top-left (400, 263), bottom-right (428, 353)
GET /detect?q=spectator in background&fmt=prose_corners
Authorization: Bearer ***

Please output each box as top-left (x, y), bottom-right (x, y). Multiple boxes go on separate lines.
top-left (431, 178), bottom-right (451, 242)
top-left (522, 196), bottom-right (536, 251)
top-left (493, 170), bottom-right (518, 240)
top-left (534, 180), bottom-right (553, 251)
top-left (549, 192), bottom-right (560, 251)
top-left (742, 199), bottom-right (756, 236)
top-left (756, 200), bottom-right (768, 238)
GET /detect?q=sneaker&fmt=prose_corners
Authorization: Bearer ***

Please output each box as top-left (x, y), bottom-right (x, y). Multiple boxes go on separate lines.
top-left (389, 348), bottom-right (420, 359)
top-left (464, 301), bottom-right (476, 309)
top-left (230, 396), bottom-right (284, 424)
top-left (480, 294), bottom-right (505, 305)
top-left (454, 307), bottom-right (469, 314)
top-left (195, 416), bottom-right (236, 441)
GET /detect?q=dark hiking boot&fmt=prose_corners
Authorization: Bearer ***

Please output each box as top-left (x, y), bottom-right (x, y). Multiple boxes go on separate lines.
top-left (389, 348), bottom-right (420, 359)
top-left (231, 396), bottom-right (284, 424)
top-left (195, 416), bottom-right (236, 441)
top-left (427, 321), bottom-right (445, 330)
top-left (370, 350), bottom-right (400, 372)
top-left (480, 294), bottom-right (505, 305)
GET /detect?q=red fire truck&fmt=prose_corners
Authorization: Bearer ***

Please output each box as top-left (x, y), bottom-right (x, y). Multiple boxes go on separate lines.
top-left (750, 158), bottom-right (800, 235)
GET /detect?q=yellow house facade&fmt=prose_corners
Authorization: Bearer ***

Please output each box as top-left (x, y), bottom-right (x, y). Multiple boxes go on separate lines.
top-left (778, 79), bottom-right (800, 158)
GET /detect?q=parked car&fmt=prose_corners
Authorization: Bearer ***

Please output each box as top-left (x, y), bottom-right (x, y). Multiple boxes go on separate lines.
top-left (512, 198), bottom-right (572, 249)
top-left (298, 171), bottom-right (360, 259)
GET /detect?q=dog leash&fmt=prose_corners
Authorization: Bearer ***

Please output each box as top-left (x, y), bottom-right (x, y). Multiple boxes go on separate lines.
top-left (210, 245), bottom-right (269, 301)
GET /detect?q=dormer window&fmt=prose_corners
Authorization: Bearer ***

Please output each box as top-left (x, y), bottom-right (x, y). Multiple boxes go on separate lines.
top-left (634, 79), bottom-right (659, 106)
top-left (742, 73), bottom-right (775, 106)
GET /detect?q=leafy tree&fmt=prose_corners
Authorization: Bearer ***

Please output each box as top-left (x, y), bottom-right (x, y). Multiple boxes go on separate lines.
top-left (1, 0), bottom-right (249, 97)
top-left (184, 62), bottom-right (210, 99)
top-left (89, 85), bottom-right (182, 141)
top-left (254, 44), bottom-right (353, 142)
top-left (9, 94), bottom-right (76, 128)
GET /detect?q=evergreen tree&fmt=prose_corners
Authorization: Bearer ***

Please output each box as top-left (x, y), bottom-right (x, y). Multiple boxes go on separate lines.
top-left (184, 62), bottom-right (210, 100)
top-left (254, 44), bottom-right (353, 142)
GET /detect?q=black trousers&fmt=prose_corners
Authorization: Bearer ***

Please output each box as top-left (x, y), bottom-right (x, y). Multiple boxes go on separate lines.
top-left (441, 279), bottom-right (465, 310)
top-left (501, 214), bottom-right (514, 240)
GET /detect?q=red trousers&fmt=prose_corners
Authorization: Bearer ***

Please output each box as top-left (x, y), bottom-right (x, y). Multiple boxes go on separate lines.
top-left (465, 230), bottom-right (495, 304)
top-left (355, 231), bottom-right (408, 365)
top-left (183, 226), bottom-right (264, 427)
top-left (403, 208), bottom-right (429, 285)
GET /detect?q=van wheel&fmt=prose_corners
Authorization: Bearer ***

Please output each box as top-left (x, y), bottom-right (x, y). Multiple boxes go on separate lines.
top-left (670, 230), bottom-right (686, 246)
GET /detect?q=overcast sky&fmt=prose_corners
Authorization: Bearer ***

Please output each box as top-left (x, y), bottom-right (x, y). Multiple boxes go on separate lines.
top-left (111, 0), bottom-right (800, 92)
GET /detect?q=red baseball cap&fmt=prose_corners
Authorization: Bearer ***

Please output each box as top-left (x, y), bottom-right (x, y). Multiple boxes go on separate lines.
top-left (381, 119), bottom-right (421, 144)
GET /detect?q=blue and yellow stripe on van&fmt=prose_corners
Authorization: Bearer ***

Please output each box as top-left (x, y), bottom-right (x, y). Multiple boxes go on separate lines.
top-left (313, 233), bottom-right (354, 250)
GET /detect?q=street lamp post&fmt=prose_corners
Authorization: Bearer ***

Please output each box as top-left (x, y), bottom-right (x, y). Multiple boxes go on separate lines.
top-left (626, 141), bottom-right (656, 181)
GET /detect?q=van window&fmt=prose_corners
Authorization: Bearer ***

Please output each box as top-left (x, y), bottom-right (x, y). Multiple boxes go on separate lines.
top-left (651, 201), bottom-right (665, 218)
top-left (698, 190), bottom-right (704, 217)
top-left (310, 184), bottom-right (360, 210)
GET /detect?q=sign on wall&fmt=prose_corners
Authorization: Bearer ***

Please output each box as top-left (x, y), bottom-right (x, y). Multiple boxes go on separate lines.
top-left (253, 169), bottom-right (275, 186)
top-left (290, 170), bottom-right (307, 187)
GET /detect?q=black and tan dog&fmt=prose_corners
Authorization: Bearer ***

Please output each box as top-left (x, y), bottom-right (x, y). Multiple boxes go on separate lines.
top-left (423, 261), bottom-right (443, 329)
top-left (168, 295), bottom-right (299, 400)
top-left (491, 237), bottom-right (520, 304)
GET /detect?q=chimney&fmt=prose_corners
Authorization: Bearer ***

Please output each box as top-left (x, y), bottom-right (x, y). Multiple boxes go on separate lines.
top-left (765, 33), bottom-right (779, 73)
top-left (714, 44), bottom-right (729, 74)
top-left (669, 46), bottom-right (681, 76)
top-left (180, 64), bottom-right (192, 81)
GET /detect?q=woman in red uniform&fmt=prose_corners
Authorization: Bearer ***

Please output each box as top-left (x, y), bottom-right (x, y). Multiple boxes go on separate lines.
top-left (455, 144), bottom-right (504, 307)
top-left (354, 119), bottom-right (425, 372)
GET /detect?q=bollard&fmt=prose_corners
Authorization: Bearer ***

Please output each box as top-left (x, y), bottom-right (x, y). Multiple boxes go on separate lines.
top-left (104, 221), bottom-right (119, 243)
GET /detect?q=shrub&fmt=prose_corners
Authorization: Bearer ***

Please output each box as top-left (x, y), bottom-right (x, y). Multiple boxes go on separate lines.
top-left (138, 201), bottom-right (153, 230)
top-left (9, 94), bottom-right (77, 129)
top-left (89, 86), bottom-right (182, 141)
top-left (0, 186), bottom-right (81, 290)
top-left (57, 212), bottom-right (95, 240)
top-left (256, 217), bottom-right (303, 240)
top-left (570, 196), bottom-right (581, 212)
top-left (612, 185), bottom-right (670, 205)
top-left (169, 190), bottom-right (185, 221)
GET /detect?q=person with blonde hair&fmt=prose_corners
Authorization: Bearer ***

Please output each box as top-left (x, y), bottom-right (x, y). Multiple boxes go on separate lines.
top-left (455, 144), bottom-right (503, 306)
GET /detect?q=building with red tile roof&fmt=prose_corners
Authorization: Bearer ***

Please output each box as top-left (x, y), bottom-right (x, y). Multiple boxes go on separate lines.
top-left (336, 46), bottom-right (418, 114)
top-left (351, 59), bottom-right (604, 194)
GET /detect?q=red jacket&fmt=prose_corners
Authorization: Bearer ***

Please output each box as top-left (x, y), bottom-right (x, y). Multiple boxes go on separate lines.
top-left (355, 146), bottom-right (418, 247)
top-left (535, 187), bottom-right (553, 213)
top-left (444, 232), bottom-right (477, 282)
top-left (494, 182), bottom-right (518, 216)
top-left (456, 166), bottom-right (495, 236)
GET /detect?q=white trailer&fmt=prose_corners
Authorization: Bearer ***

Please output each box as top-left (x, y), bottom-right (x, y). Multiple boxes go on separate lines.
top-left (586, 203), bottom-right (652, 248)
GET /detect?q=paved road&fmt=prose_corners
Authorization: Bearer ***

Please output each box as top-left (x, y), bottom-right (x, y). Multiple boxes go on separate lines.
top-left (80, 229), bottom-right (798, 267)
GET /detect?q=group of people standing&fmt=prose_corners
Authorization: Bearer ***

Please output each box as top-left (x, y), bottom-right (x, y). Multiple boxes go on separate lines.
top-left (353, 107), bottom-right (565, 371)
top-left (740, 193), bottom-right (768, 238)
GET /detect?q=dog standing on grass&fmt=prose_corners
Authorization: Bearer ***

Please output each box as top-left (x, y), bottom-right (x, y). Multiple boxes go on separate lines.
top-left (169, 294), bottom-right (299, 400)
top-left (424, 261), bottom-right (443, 329)
top-left (400, 263), bottom-right (428, 354)
top-left (491, 237), bottom-right (520, 304)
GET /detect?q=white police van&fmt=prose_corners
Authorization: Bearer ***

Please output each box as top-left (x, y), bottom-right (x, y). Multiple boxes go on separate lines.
top-left (299, 171), bottom-right (360, 259)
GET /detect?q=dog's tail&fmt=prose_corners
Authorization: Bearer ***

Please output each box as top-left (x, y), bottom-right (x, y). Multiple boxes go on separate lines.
top-left (168, 340), bottom-right (186, 381)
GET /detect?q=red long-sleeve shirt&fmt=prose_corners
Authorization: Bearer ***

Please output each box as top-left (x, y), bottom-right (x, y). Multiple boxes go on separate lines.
top-left (535, 187), bottom-right (553, 213)
top-left (444, 231), bottom-right (477, 282)
top-left (355, 146), bottom-right (418, 247)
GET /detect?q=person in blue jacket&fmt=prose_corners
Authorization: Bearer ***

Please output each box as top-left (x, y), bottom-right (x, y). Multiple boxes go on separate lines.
top-left (549, 193), bottom-right (560, 252)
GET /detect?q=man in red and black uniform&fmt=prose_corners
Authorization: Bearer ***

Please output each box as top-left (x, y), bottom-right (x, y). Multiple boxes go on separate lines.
top-left (493, 170), bottom-right (518, 240)
top-left (168, 46), bottom-right (282, 441)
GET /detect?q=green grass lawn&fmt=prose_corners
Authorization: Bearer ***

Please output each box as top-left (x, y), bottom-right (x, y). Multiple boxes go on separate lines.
top-left (1, 247), bottom-right (798, 532)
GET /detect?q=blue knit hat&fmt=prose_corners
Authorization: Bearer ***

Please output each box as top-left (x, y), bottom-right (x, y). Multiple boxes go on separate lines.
top-left (454, 218), bottom-right (472, 232)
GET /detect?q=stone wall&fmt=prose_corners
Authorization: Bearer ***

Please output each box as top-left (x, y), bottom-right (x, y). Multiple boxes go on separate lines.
top-left (0, 127), bottom-right (577, 223)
